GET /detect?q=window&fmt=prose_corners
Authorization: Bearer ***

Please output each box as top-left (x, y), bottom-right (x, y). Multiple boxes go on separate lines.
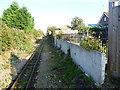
top-left (112, 1), bottom-right (119, 7)
top-left (104, 17), bottom-right (107, 22)
top-left (115, 1), bottom-right (119, 6)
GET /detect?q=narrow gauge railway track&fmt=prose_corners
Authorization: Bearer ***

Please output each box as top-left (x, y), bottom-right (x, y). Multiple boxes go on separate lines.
top-left (8, 39), bottom-right (45, 89)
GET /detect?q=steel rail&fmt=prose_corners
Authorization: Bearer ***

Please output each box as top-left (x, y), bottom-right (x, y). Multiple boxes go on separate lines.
top-left (25, 44), bottom-right (44, 89)
top-left (8, 40), bottom-right (44, 90)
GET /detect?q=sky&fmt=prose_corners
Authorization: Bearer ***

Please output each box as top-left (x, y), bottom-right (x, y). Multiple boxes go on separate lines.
top-left (0, 0), bottom-right (108, 33)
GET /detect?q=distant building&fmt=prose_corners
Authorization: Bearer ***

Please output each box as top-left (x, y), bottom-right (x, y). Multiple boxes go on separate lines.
top-left (60, 25), bottom-right (71, 30)
top-left (88, 12), bottom-right (109, 28)
top-left (55, 25), bottom-right (78, 35)
top-left (98, 12), bottom-right (109, 27)
top-left (55, 29), bottom-right (78, 35)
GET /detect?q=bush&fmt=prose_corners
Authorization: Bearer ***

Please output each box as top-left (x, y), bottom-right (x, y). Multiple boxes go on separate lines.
top-left (89, 27), bottom-right (108, 39)
top-left (1, 21), bottom-right (43, 53)
top-left (80, 36), bottom-right (103, 52)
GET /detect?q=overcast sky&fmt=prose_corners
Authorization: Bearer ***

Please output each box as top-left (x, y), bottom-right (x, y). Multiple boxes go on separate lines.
top-left (0, 0), bottom-right (108, 33)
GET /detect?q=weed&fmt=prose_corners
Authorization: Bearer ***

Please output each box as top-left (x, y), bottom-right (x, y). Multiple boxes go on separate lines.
top-left (83, 76), bottom-right (94, 85)
top-left (49, 41), bottom-right (95, 87)
top-left (19, 79), bottom-right (28, 85)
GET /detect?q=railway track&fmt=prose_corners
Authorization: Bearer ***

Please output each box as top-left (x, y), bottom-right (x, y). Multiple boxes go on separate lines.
top-left (8, 39), bottom-right (45, 89)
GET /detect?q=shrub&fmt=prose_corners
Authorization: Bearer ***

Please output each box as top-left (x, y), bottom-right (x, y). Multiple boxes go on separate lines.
top-left (1, 21), bottom-right (43, 53)
top-left (80, 36), bottom-right (103, 52)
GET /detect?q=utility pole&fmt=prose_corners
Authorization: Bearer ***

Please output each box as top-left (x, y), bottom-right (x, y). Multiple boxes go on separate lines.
top-left (108, 0), bottom-right (120, 78)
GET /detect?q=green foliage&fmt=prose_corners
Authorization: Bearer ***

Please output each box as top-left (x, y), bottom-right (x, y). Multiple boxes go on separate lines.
top-left (58, 31), bottom-right (63, 35)
top-left (60, 56), bottom-right (81, 84)
top-left (1, 21), bottom-right (43, 53)
top-left (83, 76), bottom-right (93, 85)
top-left (47, 26), bottom-right (59, 36)
top-left (79, 27), bottom-right (108, 54)
top-left (80, 26), bottom-right (89, 33)
top-left (71, 17), bottom-right (86, 33)
top-left (52, 48), bottom-right (94, 87)
top-left (2, 2), bottom-right (34, 30)
top-left (56, 31), bottom-right (64, 39)
top-left (2, 2), bottom-right (19, 28)
top-left (89, 27), bottom-right (107, 39)
top-left (80, 36), bottom-right (105, 52)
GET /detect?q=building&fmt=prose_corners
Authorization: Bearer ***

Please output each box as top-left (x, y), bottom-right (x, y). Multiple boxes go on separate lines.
top-left (60, 25), bottom-right (71, 30)
top-left (98, 12), bottom-right (109, 27)
top-left (88, 12), bottom-right (109, 28)
top-left (55, 29), bottom-right (78, 35)
top-left (55, 25), bottom-right (78, 35)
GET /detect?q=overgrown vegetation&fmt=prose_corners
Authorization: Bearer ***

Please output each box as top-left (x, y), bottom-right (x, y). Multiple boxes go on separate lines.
top-left (80, 36), bottom-right (105, 52)
top-left (1, 21), bottom-right (43, 53)
top-left (0, 20), bottom-right (43, 88)
top-left (89, 27), bottom-right (108, 39)
top-left (0, 2), bottom-right (43, 87)
top-left (79, 27), bottom-right (108, 56)
top-left (47, 26), bottom-right (59, 37)
top-left (47, 38), bottom-right (95, 88)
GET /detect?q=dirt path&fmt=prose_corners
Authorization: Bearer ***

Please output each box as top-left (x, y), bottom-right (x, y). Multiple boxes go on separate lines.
top-left (35, 41), bottom-right (60, 88)
top-left (34, 39), bottom-right (97, 88)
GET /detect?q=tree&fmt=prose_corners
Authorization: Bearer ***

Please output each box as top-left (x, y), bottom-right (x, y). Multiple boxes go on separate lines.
top-left (2, 2), bottom-right (19, 28)
top-left (16, 6), bottom-right (34, 30)
top-left (47, 26), bottom-right (59, 36)
top-left (2, 2), bottom-right (34, 30)
top-left (71, 17), bottom-right (85, 33)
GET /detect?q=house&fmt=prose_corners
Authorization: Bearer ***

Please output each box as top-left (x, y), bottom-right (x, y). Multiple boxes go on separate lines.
top-left (88, 12), bottom-right (109, 28)
top-left (98, 12), bottom-right (109, 27)
top-left (87, 12), bottom-right (109, 38)
top-left (55, 29), bottom-right (78, 35)
top-left (55, 25), bottom-right (78, 35)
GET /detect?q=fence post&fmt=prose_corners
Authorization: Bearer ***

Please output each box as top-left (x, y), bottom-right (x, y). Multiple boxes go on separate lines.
top-left (108, 0), bottom-right (120, 78)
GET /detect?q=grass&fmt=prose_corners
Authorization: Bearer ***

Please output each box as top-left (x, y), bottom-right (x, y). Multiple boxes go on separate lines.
top-left (19, 79), bottom-right (28, 85)
top-left (47, 37), bottom-right (95, 88)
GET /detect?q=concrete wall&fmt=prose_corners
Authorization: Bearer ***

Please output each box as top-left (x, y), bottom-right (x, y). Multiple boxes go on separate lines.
top-left (54, 38), bottom-right (107, 85)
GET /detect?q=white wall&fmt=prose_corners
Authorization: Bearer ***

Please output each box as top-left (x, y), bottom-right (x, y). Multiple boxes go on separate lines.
top-left (54, 38), bottom-right (107, 85)
top-left (55, 30), bottom-right (78, 35)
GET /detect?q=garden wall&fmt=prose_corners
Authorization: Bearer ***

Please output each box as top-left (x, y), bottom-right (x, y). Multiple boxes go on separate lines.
top-left (54, 38), bottom-right (107, 85)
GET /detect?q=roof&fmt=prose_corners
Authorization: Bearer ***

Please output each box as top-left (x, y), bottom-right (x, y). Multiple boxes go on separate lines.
top-left (60, 25), bottom-right (71, 30)
top-left (98, 11), bottom-right (109, 24)
top-left (104, 12), bottom-right (109, 16)
top-left (88, 24), bottom-right (102, 27)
